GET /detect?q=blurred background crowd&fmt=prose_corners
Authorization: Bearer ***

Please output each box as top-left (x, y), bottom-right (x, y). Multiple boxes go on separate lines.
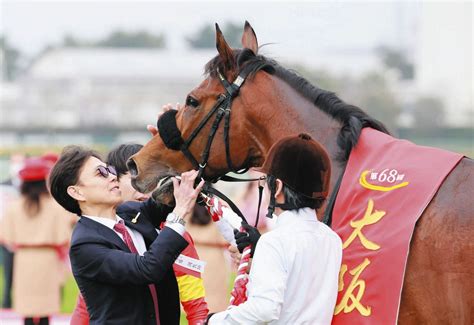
top-left (0, 1), bottom-right (472, 324)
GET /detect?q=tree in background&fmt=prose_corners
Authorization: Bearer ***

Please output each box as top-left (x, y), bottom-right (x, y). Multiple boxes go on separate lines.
top-left (290, 64), bottom-right (343, 92)
top-left (0, 37), bottom-right (21, 81)
top-left (48, 30), bottom-right (166, 50)
top-left (33, 30), bottom-right (166, 62)
top-left (295, 65), bottom-right (402, 132)
top-left (412, 96), bottom-right (445, 130)
top-left (187, 22), bottom-right (241, 48)
top-left (376, 46), bottom-right (414, 80)
top-left (95, 30), bottom-right (165, 48)
top-left (62, 34), bottom-right (84, 47)
top-left (350, 72), bottom-right (402, 132)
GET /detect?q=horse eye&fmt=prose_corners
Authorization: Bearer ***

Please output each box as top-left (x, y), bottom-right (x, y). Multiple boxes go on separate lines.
top-left (186, 96), bottom-right (200, 108)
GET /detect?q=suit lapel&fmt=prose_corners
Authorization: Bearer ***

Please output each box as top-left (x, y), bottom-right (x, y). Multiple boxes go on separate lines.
top-left (79, 217), bottom-right (130, 252)
top-left (123, 214), bottom-right (158, 248)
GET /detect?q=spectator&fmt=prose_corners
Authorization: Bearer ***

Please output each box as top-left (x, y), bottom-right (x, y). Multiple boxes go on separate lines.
top-left (0, 156), bottom-right (75, 325)
top-left (0, 154), bottom-right (24, 308)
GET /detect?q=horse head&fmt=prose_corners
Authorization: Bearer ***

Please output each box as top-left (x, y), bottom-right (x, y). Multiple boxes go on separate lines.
top-left (128, 21), bottom-right (388, 205)
top-left (128, 21), bottom-right (271, 204)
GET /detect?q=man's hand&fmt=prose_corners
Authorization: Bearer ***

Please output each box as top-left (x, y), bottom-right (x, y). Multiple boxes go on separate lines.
top-left (171, 170), bottom-right (204, 223)
top-left (228, 245), bottom-right (242, 268)
top-left (234, 224), bottom-right (261, 257)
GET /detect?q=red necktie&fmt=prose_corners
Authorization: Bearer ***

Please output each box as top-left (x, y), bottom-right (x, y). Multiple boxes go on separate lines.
top-left (114, 220), bottom-right (161, 325)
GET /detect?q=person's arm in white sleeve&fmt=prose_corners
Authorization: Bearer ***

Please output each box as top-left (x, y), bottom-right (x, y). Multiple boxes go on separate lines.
top-left (209, 233), bottom-right (287, 324)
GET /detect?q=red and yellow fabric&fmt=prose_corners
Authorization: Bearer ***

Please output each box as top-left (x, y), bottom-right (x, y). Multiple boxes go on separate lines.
top-left (331, 128), bottom-right (463, 324)
top-left (173, 231), bottom-right (209, 325)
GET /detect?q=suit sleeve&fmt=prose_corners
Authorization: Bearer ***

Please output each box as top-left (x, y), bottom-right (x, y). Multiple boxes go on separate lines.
top-left (70, 227), bottom-right (188, 285)
top-left (117, 199), bottom-right (173, 229)
top-left (139, 198), bottom-right (173, 228)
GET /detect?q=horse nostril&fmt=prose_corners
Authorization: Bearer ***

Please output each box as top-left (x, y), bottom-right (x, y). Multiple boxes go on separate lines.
top-left (127, 158), bottom-right (138, 177)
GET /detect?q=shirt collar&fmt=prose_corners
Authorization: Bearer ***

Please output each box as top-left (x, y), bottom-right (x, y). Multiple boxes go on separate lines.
top-left (274, 207), bottom-right (318, 228)
top-left (82, 214), bottom-right (123, 230)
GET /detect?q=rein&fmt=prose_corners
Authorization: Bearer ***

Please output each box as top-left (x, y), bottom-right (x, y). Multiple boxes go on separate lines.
top-left (157, 63), bottom-right (343, 228)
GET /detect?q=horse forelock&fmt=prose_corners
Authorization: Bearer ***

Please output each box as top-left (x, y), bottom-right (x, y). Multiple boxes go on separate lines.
top-left (204, 49), bottom-right (273, 80)
top-left (204, 48), bottom-right (389, 163)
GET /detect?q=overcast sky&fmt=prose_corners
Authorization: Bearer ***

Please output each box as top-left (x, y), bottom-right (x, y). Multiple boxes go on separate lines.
top-left (1, 0), bottom-right (420, 58)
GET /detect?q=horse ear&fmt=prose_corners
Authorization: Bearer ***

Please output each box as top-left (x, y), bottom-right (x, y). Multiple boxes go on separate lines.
top-left (241, 21), bottom-right (258, 55)
top-left (215, 23), bottom-right (236, 71)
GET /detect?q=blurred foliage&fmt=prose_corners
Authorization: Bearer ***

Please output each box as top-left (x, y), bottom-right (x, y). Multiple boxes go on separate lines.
top-left (351, 72), bottom-right (402, 132)
top-left (376, 46), bottom-right (414, 80)
top-left (292, 65), bottom-right (402, 132)
top-left (0, 36), bottom-right (21, 81)
top-left (0, 144), bottom-right (108, 158)
top-left (95, 30), bottom-right (165, 48)
top-left (186, 22), bottom-right (242, 48)
top-left (56, 30), bottom-right (166, 49)
top-left (412, 96), bottom-right (446, 131)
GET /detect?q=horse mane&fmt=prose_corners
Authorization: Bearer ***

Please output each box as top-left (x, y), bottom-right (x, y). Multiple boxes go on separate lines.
top-left (205, 49), bottom-right (390, 163)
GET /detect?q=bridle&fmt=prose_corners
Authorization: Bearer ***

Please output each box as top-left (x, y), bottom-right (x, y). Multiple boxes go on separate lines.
top-left (158, 66), bottom-right (266, 225)
top-left (158, 66), bottom-right (254, 182)
top-left (156, 64), bottom-right (340, 228)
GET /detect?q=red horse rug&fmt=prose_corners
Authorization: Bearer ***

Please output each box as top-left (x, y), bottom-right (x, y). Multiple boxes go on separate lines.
top-left (331, 128), bottom-right (463, 324)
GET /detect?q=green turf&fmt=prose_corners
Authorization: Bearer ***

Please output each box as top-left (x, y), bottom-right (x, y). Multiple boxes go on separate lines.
top-left (61, 275), bottom-right (80, 313)
top-left (1, 262), bottom-right (237, 324)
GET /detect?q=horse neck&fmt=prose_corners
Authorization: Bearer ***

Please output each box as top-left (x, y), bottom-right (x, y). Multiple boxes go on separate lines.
top-left (244, 74), bottom-right (345, 184)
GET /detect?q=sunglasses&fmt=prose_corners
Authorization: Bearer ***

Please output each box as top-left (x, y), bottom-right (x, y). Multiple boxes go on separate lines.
top-left (97, 165), bottom-right (117, 178)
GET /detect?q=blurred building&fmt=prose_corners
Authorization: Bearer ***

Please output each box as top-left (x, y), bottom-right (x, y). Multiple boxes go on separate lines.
top-left (415, 2), bottom-right (473, 127)
top-left (0, 45), bottom-right (381, 137)
top-left (0, 2), bottom-right (471, 149)
top-left (2, 48), bottom-right (216, 130)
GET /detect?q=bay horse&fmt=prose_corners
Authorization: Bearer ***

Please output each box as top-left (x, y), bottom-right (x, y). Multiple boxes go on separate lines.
top-left (128, 22), bottom-right (473, 324)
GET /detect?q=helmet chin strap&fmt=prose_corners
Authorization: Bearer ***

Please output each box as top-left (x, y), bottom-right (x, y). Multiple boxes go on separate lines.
top-left (265, 175), bottom-right (319, 218)
top-left (266, 175), bottom-right (277, 219)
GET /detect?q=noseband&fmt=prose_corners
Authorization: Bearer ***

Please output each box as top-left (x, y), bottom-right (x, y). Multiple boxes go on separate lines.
top-left (158, 67), bottom-right (253, 181)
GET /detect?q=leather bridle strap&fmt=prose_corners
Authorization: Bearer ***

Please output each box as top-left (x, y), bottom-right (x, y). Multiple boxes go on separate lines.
top-left (201, 183), bottom-right (249, 225)
top-left (158, 67), bottom-right (253, 180)
top-left (322, 170), bottom-right (344, 227)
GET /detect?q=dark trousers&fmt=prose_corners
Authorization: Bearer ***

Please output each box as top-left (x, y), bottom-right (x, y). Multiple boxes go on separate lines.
top-left (1, 245), bottom-right (14, 308)
top-left (24, 317), bottom-right (49, 325)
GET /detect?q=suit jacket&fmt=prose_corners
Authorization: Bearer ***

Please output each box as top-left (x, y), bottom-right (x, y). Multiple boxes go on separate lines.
top-left (70, 200), bottom-right (187, 325)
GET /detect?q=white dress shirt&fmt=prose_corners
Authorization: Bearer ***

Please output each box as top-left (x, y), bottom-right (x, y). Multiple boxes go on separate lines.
top-left (209, 208), bottom-right (343, 325)
top-left (82, 215), bottom-right (148, 255)
top-left (82, 212), bottom-right (186, 252)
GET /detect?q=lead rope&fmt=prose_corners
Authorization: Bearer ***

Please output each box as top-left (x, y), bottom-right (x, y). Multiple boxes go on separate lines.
top-left (201, 194), bottom-right (251, 306)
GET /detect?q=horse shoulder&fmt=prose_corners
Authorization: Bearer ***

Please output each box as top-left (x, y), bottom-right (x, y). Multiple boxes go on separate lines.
top-left (399, 157), bottom-right (474, 324)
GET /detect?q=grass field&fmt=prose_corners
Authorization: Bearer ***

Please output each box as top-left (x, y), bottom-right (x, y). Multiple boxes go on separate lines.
top-left (1, 265), bottom-right (235, 324)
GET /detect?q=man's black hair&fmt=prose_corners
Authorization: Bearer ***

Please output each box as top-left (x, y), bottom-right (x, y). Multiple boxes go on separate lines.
top-left (49, 146), bottom-right (101, 216)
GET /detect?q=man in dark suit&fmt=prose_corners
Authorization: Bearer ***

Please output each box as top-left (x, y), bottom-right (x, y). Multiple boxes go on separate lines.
top-left (49, 145), bottom-right (204, 324)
